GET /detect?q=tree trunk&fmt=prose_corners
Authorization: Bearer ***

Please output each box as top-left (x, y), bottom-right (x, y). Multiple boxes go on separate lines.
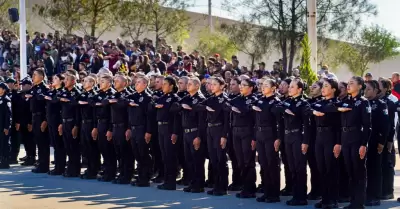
top-left (91, 9), bottom-right (98, 37)
top-left (288, 0), bottom-right (297, 75)
top-left (251, 54), bottom-right (255, 71)
top-left (278, 0), bottom-right (288, 73)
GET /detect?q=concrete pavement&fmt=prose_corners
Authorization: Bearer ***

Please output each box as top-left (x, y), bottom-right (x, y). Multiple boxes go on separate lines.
top-left (0, 149), bottom-right (400, 209)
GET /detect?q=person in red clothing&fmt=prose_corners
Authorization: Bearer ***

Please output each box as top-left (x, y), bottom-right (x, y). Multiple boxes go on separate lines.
top-left (183, 55), bottom-right (192, 72)
top-left (391, 72), bottom-right (400, 99)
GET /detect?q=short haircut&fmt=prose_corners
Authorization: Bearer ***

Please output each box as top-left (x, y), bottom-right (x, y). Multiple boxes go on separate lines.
top-left (84, 76), bottom-right (96, 84)
top-left (137, 76), bottom-right (150, 86)
top-left (179, 76), bottom-right (189, 84)
top-left (114, 74), bottom-right (127, 83)
top-left (34, 68), bottom-right (46, 77)
top-left (100, 74), bottom-right (113, 83)
top-left (189, 77), bottom-right (201, 86)
top-left (65, 73), bottom-right (77, 82)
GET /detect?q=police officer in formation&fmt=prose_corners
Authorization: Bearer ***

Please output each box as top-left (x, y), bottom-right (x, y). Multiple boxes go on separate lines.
top-left (4, 67), bottom-right (400, 209)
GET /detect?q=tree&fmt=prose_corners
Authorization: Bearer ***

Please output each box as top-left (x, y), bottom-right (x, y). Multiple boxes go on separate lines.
top-left (335, 26), bottom-right (400, 76)
top-left (78, 0), bottom-right (120, 37)
top-left (224, 0), bottom-right (377, 73)
top-left (33, 0), bottom-right (82, 34)
top-left (195, 29), bottom-right (237, 59)
top-left (220, 20), bottom-right (276, 70)
top-left (113, 0), bottom-right (149, 40)
top-left (145, 0), bottom-right (190, 48)
top-left (299, 33), bottom-right (318, 88)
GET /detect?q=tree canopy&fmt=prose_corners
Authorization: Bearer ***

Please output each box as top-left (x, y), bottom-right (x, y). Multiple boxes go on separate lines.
top-left (195, 28), bottom-right (238, 59)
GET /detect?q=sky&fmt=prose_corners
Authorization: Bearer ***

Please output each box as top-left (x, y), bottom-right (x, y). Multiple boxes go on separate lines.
top-left (186, 0), bottom-right (400, 38)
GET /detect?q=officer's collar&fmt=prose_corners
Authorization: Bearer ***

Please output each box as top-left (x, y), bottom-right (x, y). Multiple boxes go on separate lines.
top-left (291, 94), bottom-right (302, 101)
top-left (351, 93), bottom-right (362, 100)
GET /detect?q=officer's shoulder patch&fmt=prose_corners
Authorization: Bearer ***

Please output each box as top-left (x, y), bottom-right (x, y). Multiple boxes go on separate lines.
top-left (166, 98), bottom-right (171, 103)
top-left (192, 98), bottom-right (198, 104)
top-left (218, 97), bottom-right (224, 104)
top-left (355, 100), bottom-right (362, 107)
top-left (7, 102), bottom-right (11, 108)
top-left (366, 106), bottom-right (372, 113)
top-left (296, 101), bottom-right (302, 107)
top-left (269, 100), bottom-right (274, 105)
top-left (246, 99), bottom-right (252, 105)
top-left (139, 97), bottom-right (143, 102)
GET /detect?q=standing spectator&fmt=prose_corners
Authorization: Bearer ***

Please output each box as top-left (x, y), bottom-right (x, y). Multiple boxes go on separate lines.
top-left (232, 59), bottom-right (241, 75)
top-left (391, 72), bottom-right (400, 99)
top-left (173, 61), bottom-right (188, 77)
top-left (364, 72), bottom-right (373, 81)
top-left (26, 35), bottom-right (34, 62)
top-left (43, 51), bottom-right (55, 77)
top-left (88, 49), bottom-right (103, 74)
top-left (155, 53), bottom-right (167, 74)
top-left (254, 62), bottom-right (267, 79)
top-left (183, 55), bottom-right (192, 72)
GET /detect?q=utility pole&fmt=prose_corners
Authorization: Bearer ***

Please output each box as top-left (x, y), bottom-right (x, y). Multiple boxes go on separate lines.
top-left (208, 0), bottom-right (213, 32)
top-left (19, 0), bottom-right (27, 79)
top-left (307, 0), bottom-right (318, 73)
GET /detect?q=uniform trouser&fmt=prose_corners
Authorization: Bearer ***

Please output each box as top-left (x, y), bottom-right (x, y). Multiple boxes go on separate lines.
top-left (151, 130), bottom-right (163, 178)
top-left (381, 143), bottom-right (395, 196)
top-left (81, 122), bottom-right (100, 175)
top-left (131, 126), bottom-right (152, 182)
top-left (342, 140), bottom-right (366, 207)
top-left (97, 121), bottom-right (116, 177)
top-left (256, 129), bottom-right (280, 198)
top-left (366, 142), bottom-right (382, 200)
top-left (207, 126), bottom-right (228, 192)
top-left (338, 154), bottom-right (350, 198)
top-left (0, 131), bottom-right (9, 163)
top-left (9, 126), bottom-right (19, 160)
top-left (280, 137), bottom-right (293, 190)
top-left (158, 124), bottom-right (177, 186)
top-left (184, 130), bottom-right (205, 189)
top-left (227, 131), bottom-right (240, 186)
top-left (33, 114), bottom-right (49, 170)
top-left (307, 135), bottom-right (321, 196)
top-left (315, 131), bottom-right (339, 204)
top-left (20, 125), bottom-right (35, 158)
top-left (49, 121), bottom-right (66, 172)
top-left (62, 120), bottom-right (80, 175)
top-left (177, 131), bottom-right (187, 177)
top-left (232, 127), bottom-right (256, 194)
top-left (285, 132), bottom-right (307, 201)
top-left (113, 125), bottom-right (133, 179)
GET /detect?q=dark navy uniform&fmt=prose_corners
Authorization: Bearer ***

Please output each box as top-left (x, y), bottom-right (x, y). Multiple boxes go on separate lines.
top-left (278, 94), bottom-right (293, 195)
top-left (108, 88), bottom-right (132, 184)
top-left (176, 90), bottom-right (189, 185)
top-left (8, 89), bottom-right (19, 163)
top-left (0, 88), bottom-right (12, 169)
top-left (275, 95), bottom-right (311, 205)
top-left (155, 92), bottom-right (181, 190)
top-left (78, 88), bottom-right (101, 179)
top-left (127, 90), bottom-right (155, 186)
top-left (228, 93), bottom-right (258, 198)
top-left (45, 86), bottom-right (65, 175)
top-left (177, 92), bottom-right (207, 192)
top-left (338, 94), bottom-right (371, 208)
top-left (311, 98), bottom-right (341, 207)
top-left (93, 88), bottom-right (116, 181)
top-left (366, 99), bottom-right (389, 205)
top-left (195, 92), bottom-right (230, 195)
top-left (15, 89), bottom-right (35, 165)
top-left (381, 94), bottom-right (396, 199)
top-left (307, 96), bottom-right (322, 200)
top-left (29, 82), bottom-right (50, 173)
top-left (253, 94), bottom-right (281, 202)
top-left (150, 88), bottom-right (164, 182)
top-left (226, 93), bottom-right (241, 191)
top-left (59, 86), bottom-right (82, 177)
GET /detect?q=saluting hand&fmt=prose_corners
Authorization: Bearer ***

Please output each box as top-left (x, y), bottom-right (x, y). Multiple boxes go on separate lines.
top-left (285, 109), bottom-right (295, 116)
top-left (129, 102), bottom-right (139, 107)
top-left (338, 107), bottom-right (352, 112)
top-left (313, 110), bottom-right (325, 116)
top-left (79, 101), bottom-right (88, 105)
top-left (232, 107), bottom-right (241, 113)
top-left (155, 104), bottom-right (164, 109)
top-left (206, 106), bottom-right (215, 112)
top-left (182, 104), bottom-right (192, 110)
top-left (359, 146), bottom-right (367, 159)
top-left (25, 94), bottom-right (33, 98)
top-left (44, 96), bottom-right (52, 100)
top-left (252, 106), bottom-right (262, 112)
top-left (60, 98), bottom-right (70, 102)
top-left (108, 99), bottom-right (117, 103)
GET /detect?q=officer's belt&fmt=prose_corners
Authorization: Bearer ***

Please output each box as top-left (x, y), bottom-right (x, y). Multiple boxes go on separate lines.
top-left (131, 125), bottom-right (144, 130)
top-left (113, 123), bottom-right (125, 128)
top-left (62, 118), bottom-right (74, 123)
top-left (317, 126), bottom-right (333, 132)
top-left (341, 127), bottom-right (359, 132)
top-left (256, 126), bottom-right (273, 132)
top-left (82, 119), bottom-right (92, 124)
top-left (208, 123), bottom-right (222, 127)
top-left (158, 122), bottom-right (168, 125)
top-left (98, 119), bottom-right (108, 123)
top-left (284, 129), bottom-right (300, 135)
top-left (184, 128), bottom-right (198, 133)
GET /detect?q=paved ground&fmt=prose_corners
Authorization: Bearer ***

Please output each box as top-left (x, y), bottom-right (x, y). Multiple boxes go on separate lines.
top-left (0, 148), bottom-right (400, 209)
